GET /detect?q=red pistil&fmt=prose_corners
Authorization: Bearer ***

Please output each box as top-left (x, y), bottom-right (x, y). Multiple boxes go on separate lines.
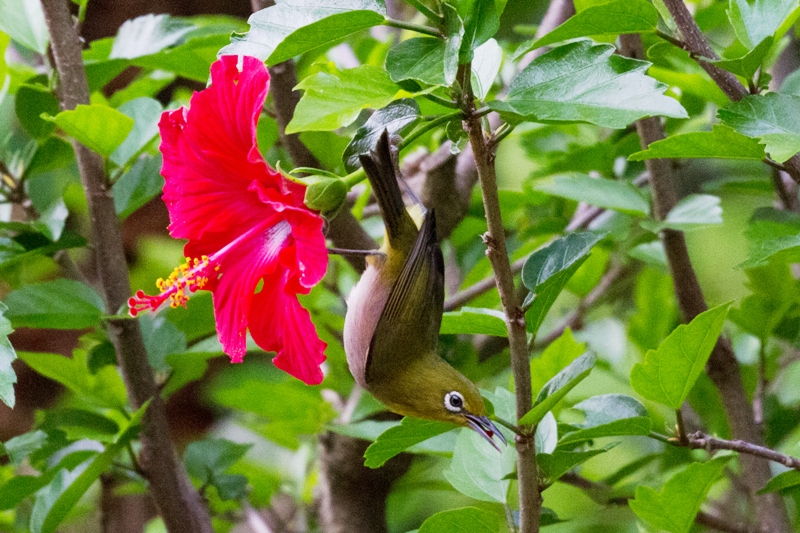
top-left (128, 255), bottom-right (219, 316)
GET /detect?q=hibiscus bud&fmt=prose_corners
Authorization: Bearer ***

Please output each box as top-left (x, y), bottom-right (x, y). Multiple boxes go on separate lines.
top-left (304, 176), bottom-right (347, 216)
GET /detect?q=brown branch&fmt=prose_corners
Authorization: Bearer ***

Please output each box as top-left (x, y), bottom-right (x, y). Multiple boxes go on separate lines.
top-left (40, 1), bottom-right (212, 532)
top-left (660, 0), bottom-right (800, 185)
top-left (620, 30), bottom-right (790, 533)
top-left (684, 432), bottom-right (800, 470)
top-left (459, 62), bottom-right (541, 533)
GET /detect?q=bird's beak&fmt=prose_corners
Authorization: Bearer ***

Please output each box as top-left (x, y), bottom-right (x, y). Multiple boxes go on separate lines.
top-left (465, 414), bottom-right (507, 452)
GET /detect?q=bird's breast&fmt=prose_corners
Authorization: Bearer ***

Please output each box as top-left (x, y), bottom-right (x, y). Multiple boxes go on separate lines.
top-left (343, 262), bottom-right (391, 388)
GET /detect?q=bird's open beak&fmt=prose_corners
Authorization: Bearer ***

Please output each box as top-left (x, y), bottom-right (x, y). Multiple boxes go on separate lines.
top-left (465, 414), bottom-right (507, 452)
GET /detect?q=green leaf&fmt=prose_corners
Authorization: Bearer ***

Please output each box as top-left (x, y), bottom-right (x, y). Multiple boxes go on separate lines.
top-left (4, 429), bottom-right (48, 466)
top-left (29, 407), bottom-right (145, 533)
top-left (386, 37), bottom-right (448, 87)
top-left (471, 39), bottom-right (502, 100)
top-left (739, 208), bottom-right (800, 268)
top-left (0, 302), bottom-right (17, 408)
top-left (138, 313), bottom-right (187, 372)
top-left (534, 173), bottom-right (649, 215)
top-left (538, 443), bottom-right (617, 481)
top-left (758, 470), bottom-right (800, 494)
top-left (455, 0), bottom-right (500, 60)
top-left (444, 423), bottom-right (516, 503)
top-left (41, 409), bottom-right (120, 442)
top-left (19, 351), bottom-right (127, 409)
top-left (363, 417), bottom-right (456, 468)
top-left (442, 3), bottom-right (464, 85)
top-left (109, 14), bottom-right (195, 59)
top-left (718, 93), bottom-right (800, 163)
top-left (4, 279), bottom-right (105, 330)
top-left (162, 351), bottom-right (219, 398)
top-left (113, 155), bottom-right (165, 220)
top-left (630, 456), bottom-right (731, 533)
top-left (15, 83), bottom-right (60, 140)
top-left (522, 231), bottom-right (605, 336)
top-left (490, 41), bottom-right (687, 128)
top-left (727, 0), bottom-right (800, 50)
top-left (0, 0), bottom-right (48, 54)
top-left (287, 66), bottom-right (401, 133)
top-left (342, 99), bottom-right (420, 172)
top-left (110, 97), bottom-right (162, 167)
top-left (27, 137), bottom-right (75, 177)
top-left (51, 105), bottom-right (135, 158)
top-left (629, 124), bottom-right (765, 161)
top-left (530, 328), bottom-right (585, 395)
top-left (558, 394), bottom-right (651, 446)
top-left (519, 352), bottom-right (596, 426)
top-left (440, 307), bottom-right (508, 337)
top-left (710, 36), bottom-right (773, 80)
top-left (184, 438), bottom-right (251, 500)
top-left (525, 0), bottom-right (658, 52)
top-left (418, 507), bottom-right (500, 533)
top-left (220, 0), bottom-right (386, 65)
top-left (641, 194), bottom-right (723, 233)
top-left (630, 303), bottom-right (731, 409)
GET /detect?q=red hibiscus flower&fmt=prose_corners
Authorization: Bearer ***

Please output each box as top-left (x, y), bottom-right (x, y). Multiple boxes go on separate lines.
top-left (129, 55), bottom-right (328, 385)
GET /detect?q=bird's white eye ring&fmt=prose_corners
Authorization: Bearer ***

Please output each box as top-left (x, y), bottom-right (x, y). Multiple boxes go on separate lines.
top-left (444, 391), bottom-right (465, 413)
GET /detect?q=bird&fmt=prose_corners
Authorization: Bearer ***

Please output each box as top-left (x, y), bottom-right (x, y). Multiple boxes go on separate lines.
top-left (342, 131), bottom-right (506, 451)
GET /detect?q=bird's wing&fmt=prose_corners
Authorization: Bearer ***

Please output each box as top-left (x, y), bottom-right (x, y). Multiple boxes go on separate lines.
top-left (365, 210), bottom-right (444, 385)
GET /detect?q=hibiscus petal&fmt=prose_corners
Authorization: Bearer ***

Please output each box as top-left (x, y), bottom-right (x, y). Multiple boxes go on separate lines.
top-left (160, 55), bottom-right (282, 241)
top-left (249, 277), bottom-right (326, 385)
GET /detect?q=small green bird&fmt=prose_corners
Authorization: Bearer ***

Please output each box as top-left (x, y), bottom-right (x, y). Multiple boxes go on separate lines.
top-left (343, 132), bottom-right (505, 450)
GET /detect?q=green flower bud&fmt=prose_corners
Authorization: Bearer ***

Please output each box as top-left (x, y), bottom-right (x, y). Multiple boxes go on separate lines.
top-left (303, 175), bottom-right (348, 216)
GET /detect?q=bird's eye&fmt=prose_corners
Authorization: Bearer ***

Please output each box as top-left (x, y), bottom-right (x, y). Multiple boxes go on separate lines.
top-left (444, 391), bottom-right (465, 412)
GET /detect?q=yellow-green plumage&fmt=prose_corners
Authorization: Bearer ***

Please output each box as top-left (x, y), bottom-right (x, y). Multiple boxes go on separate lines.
top-left (343, 132), bottom-right (504, 446)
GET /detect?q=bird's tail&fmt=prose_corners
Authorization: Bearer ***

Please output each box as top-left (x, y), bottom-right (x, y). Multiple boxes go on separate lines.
top-left (358, 130), bottom-right (418, 249)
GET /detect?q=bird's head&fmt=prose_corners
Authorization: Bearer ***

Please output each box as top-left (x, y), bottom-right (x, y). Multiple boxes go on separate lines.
top-left (373, 358), bottom-right (507, 451)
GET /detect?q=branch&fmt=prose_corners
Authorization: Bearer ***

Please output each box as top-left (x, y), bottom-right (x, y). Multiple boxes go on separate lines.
top-left (620, 31), bottom-right (791, 533)
top-left (660, 0), bottom-right (800, 185)
top-left (459, 62), bottom-right (541, 533)
top-left (683, 432), bottom-right (800, 470)
top-left (40, 2), bottom-right (212, 532)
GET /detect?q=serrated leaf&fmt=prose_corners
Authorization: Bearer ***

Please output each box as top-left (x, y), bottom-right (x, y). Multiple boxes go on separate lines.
top-left (530, 328), bottom-right (585, 395)
top-left (710, 36), bottom-right (773, 80)
top-left (758, 470), bottom-right (800, 494)
top-left (630, 456), bottom-right (731, 533)
top-left (519, 352), bottom-right (596, 426)
top-left (471, 38), bottom-right (502, 99)
top-left (51, 105), bottom-right (135, 158)
top-left (0, 302), bottom-right (17, 408)
top-left (642, 194), bottom-right (723, 233)
top-left (538, 443), bottom-right (617, 481)
top-left (522, 232), bottom-right (605, 335)
top-left (110, 97), bottom-right (162, 167)
top-left (287, 66), bottom-right (401, 133)
top-left (342, 99), bottom-right (419, 172)
top-left (418, 507), bottom-right (500, 533)
top-left (629, 124), bottom-right (765, 161)
top-left (363, 417), bottom-right (456, 468)
top-left (727, 0), bottom-right (800, 50)
top-left (490, 41), bottom-right (687, 128)
top-left (739, 209), bottom-right (800, 268)
top-left (630, 303), bottom-right (731, 409)
top-left (525, 0), bottom-right (657, 52)
top-left (19, 351), bottom-right (127, 410)
top-left (718, 93), bottom-right (800, 163)
top-left (444, 424), bottom-right (516, 503)
top-left (559, 394), bottom-right (651, 445)
top-left (220, 0), bottom-right (386, 65)
top-left (440, 307), bottom-right (508, 337)
top-left (534, 173), bottom-right (649, 215)
top-left (110, 14), bottom-right (195, 59)
top-left (113, 155), bottom-right (165, 220)
top-left (0, 0), bottom-right (48, 54)
top-left (4, 279), bottom-right (105, 330)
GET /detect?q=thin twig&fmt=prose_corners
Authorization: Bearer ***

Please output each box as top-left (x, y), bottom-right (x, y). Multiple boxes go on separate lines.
top-left (40, 1), bottom-right (212, 532)
top-left (683, 432), bottom-right (800, 471)
top-left (443, 257), bottom-right (526, 311)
